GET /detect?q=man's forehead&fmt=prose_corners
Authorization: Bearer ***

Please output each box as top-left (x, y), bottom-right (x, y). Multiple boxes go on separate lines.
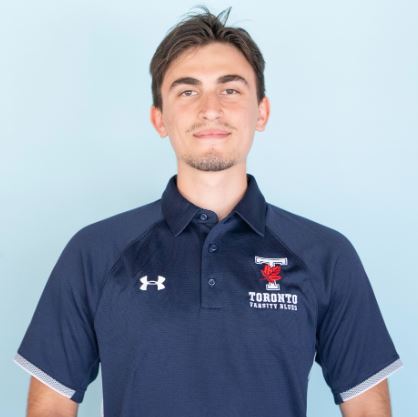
top-left (181, 41), bottom-right (241, 56)
top-left (162, 43), bottom-right (255, 89)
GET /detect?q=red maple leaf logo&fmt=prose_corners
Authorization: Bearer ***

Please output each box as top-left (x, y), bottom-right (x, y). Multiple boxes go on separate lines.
top-left (260, 264), bottom-right (282, 283)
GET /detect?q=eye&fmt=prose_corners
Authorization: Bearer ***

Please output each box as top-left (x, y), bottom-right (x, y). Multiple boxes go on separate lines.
top-left (222, 88), bottom-right (240, 95)
top-left (179, 90), bottom-right (197, 97)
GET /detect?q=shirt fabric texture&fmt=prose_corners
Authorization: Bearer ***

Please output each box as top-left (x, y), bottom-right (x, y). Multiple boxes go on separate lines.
top-left (14, 173), bottom-right (402, 417)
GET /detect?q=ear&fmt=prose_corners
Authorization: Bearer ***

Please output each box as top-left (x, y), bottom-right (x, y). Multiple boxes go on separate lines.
top-left (255, 96), bottom-right (270, 132)
top-left (150, 105), bottom-right (168, 137)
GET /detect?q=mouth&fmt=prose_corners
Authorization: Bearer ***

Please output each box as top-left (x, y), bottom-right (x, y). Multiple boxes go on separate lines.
top-left (193, 129), bottom-right (231, 139)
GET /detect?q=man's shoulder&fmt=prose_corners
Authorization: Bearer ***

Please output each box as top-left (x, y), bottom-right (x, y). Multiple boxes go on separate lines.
top-left (266, 202), bottom-right (353, 255)
top-left (69, 198), bottom-right (164, 255)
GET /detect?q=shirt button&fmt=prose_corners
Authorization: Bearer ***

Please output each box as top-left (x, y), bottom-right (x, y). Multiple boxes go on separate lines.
top-left (208, 278), bottom-right (216, 286)
top-left (199, 213), bottom-right (208, 221)
top-left (208, 243), bottom-right (218, 253)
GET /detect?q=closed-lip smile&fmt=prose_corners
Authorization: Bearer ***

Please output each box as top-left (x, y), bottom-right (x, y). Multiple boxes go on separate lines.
top-left (193, 129), bottom-right (231, 138)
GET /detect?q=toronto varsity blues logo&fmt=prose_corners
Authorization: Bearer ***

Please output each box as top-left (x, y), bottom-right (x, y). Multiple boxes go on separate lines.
top-left (248, 256), bottom-right (298, 311)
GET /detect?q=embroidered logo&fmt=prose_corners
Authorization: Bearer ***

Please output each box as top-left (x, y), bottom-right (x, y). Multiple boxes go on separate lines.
top-left (255, 256), bottom-right (288, 291)
top-left (249, 256), bottom-right (298, 311)
top-left (139, 275), bottom-right (166, 291)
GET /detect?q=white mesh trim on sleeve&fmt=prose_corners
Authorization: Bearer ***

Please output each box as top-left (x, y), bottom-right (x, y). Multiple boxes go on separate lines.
top-left (13, 353), bottom-right (76, 398)
top-left (100, 398), bottom-right (104, 417)
top-left (340, 358), bottom-right (403, 402)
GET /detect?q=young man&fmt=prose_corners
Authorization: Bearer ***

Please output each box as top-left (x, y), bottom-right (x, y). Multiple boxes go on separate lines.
top-left (14, 7), bottom-right (402, 417)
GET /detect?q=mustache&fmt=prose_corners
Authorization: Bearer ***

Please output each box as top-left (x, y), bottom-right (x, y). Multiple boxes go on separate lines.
top-left (186, 122), bottom-right (237, 134)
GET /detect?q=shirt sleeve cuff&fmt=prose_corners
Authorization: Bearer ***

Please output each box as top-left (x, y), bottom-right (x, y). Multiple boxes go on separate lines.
top-left (339, 357), bottom-right (403, 403)
top-left (13, 352), bottom-right (79, 401)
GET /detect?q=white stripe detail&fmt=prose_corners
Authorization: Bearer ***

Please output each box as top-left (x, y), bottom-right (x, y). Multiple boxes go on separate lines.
top-left (340, 358), bottom-right (403, 402)
top-left (100, 398), bottom-right (104, 417)
top-left (13, 353), bottom-right (76, 398)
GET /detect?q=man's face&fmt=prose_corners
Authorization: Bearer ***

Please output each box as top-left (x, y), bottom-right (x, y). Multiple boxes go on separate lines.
top-left (150, 42), bottom-right (270, 172)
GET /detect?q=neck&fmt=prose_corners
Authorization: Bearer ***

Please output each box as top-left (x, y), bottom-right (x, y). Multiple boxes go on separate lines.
top-left (175, 163), bottom-right (248, 222)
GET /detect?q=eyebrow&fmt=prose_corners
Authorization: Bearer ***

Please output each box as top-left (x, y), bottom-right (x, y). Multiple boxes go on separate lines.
top-left (168, 74), bottom-right (249, 91)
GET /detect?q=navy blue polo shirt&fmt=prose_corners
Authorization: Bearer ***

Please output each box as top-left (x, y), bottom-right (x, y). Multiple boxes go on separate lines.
top-left (14, 173), bottom-right (402, 416)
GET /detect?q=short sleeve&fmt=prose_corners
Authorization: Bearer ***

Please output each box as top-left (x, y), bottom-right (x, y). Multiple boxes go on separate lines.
top-left (314, 235), bottom-right (403, 404)
top-left (13, 231), bottom-right (100, 403)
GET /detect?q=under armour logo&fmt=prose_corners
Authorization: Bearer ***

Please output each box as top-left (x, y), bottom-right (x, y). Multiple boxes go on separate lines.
top-left (139, 275), bottom-right (166, 291)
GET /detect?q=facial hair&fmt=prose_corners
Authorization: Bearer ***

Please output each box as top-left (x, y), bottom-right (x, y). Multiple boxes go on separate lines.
top-left (182, 148), bottom-right (236, 172)
top-left (183, 122), bottom-right (238, 171)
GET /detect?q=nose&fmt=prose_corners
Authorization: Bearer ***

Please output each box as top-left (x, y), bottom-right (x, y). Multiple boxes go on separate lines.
top-left (198, 91), bottom-right (223, 121)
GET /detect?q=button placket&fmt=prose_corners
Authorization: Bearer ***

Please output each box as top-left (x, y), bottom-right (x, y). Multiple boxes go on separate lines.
top-left (201, 234), bottom-right (224, 308)
top-left (200, 215), bottom-right (237, 309)
top-left (201, 272), bottom-right (223, 309)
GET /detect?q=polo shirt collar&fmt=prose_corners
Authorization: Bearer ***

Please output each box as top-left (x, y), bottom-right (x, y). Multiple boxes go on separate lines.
top-left (161, 173), bottom-right (267, 237)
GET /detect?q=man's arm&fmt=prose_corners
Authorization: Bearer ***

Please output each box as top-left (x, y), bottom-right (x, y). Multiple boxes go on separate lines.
top-left (339, 379), bottom-right (392, 417)
top-left (27, 377), bottom-right (78, 417)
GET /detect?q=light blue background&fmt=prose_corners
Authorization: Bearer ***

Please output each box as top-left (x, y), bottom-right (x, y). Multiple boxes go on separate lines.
top-left (1, 1), bottom-right (417, 415)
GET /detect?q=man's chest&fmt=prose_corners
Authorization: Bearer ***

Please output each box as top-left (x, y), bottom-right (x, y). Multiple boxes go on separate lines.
top-left (94, 237), bottom-right (318, 373)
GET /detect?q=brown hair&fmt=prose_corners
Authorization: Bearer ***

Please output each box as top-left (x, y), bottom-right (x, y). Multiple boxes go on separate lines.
top-left (149, 5), bottom-right (266, 110)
